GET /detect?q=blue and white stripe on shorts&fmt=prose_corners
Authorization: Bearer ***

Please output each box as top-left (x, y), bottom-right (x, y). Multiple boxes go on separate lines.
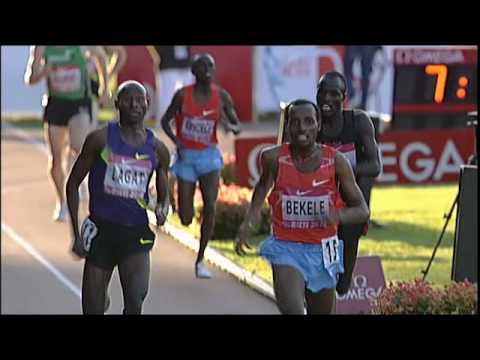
top-left (259, 235), bottom-right (344, 293)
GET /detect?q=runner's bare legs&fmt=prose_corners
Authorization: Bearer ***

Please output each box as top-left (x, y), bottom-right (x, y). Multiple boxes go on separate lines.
top-left (195, 170), bottom-right (221, 278)
top-left (44, 123), bottom-right (68, 221)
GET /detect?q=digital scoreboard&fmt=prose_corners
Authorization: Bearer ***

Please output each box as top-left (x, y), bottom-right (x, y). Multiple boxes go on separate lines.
top-left (392, 47), bottom-right (477, 130)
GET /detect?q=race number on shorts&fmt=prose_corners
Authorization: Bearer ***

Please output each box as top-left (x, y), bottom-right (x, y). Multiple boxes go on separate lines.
top-left (81, 217), bottom-right (98, 253)
top-left (322, 235), bottom-right (340, 269)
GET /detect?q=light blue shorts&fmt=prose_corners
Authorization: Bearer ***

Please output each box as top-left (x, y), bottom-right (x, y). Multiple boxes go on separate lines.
top-left (259, 235), bottom-right (344, 293)
top-left (170, 145), bottom-right (224, 183)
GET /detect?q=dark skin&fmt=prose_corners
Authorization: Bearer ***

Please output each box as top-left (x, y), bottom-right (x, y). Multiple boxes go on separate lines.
top-left (317, 75), bottom-right (381, 178)
top-left (235, 103), bottom-right (369, 314)
top-left (66, 82), bottom-right (170, 314)
top-left (161, 54), bottom-right (241, 149)
top-left (161, 54), bottom-right (241, 266)
top-left (316, 73), bottom-right (381, 295)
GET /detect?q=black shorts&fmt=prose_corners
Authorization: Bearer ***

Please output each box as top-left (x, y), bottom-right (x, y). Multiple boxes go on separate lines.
top-left (86, 216), bottom-right (156, 271)
top-left (43, 96), bottom-right (92, 127)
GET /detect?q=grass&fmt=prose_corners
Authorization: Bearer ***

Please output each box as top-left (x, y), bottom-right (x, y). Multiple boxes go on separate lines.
top-left (4, 115), bottom-right (461, 286)
top-left (168, 184), bottom-right (460, 286)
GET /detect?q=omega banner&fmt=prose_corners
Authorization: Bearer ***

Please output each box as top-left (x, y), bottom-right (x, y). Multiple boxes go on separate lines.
top-left (335, 256), bottom-right (386, 314)
top-left (234, 128), bottom-right (475, 187)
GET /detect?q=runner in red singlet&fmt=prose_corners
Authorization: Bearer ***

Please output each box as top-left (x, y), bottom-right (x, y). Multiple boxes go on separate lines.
top-left (161, 53), bottom-right (241, 278)
top-left (236, 99), bottom-right (369, 314)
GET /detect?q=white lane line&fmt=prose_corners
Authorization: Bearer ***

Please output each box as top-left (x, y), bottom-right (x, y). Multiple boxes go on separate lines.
top-left (2, 123), bottom-right (82, 300)
top-left (1, 222), bottom-right (82, 299)
top-left (3, 121), bottom-right (274, 302)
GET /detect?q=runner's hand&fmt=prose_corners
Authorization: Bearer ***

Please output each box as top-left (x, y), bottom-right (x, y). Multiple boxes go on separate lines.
top-left (325, 197), bottom-right (341, 227)
top-left (155, 203), bottom-right (168, 227)
top-left (230, 124), bottom-right (241, 136)
top-left (336, 273), bottom-right (351, 295)
top-left (220, 114), bottom-right (241, 135)
top-left (98, 91), bottom-right (111, 108)
top-left (235, 221), bottom-right (253, 256)
top-left (225, 121), bottom-right (241, 135)
top-left (71, 235), bottom-right (87, 259)
top-left (175, 138), bottom-right (183, 160)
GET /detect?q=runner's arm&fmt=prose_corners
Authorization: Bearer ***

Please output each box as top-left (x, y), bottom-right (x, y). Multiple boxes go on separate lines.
top-left (235, 146), bottom-right (279, 255)
top-left (160, 88), bottom-right (184, 147)
top-left (354, 111), bottom-right (381, 178)
top-left (334, 152), bottom-right (370, 225)
top-left (66, 129), bottom-right (106, 254)
top-left (219, 88), bottom-right (241, 135)
top-left (104, 46), bottom-right (127, 78)
top-left (154, 138), bottom-right (171, 226)
top-left (147, 46), bottom-right (161, 68)
top-left (24, 46), bottom-right (47, 85)
top-left (334, 150), bottom-right (370, 295)
top-left (86, 46), bottom-right (110, 101)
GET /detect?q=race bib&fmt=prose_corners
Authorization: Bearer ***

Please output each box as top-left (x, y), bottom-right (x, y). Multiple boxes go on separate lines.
top-left (181, 116), bottom-right (215, 144)
top-left (80, 217), bottom-right (98, 253)
top-left (104, 153), bottom-right (152, 199)
top-left (322, 235), bottom-right (340, 269)
top-left (48, 65), bottom-right (82, 93)
top-left (281, 194), bottom-right (329, 229)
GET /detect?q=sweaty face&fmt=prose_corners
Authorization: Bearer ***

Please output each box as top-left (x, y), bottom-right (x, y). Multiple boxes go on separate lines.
top-left (192, 55), bottom-right (216, 83)
top-left (316, 76), bottom-right (345, 118)
top-left (288, 104), bottom-right (319, 149)
top-left (117, 86), bottom-right (148, 124)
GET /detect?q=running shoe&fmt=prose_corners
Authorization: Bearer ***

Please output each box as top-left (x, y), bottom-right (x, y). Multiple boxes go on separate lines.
top-left (195, 261), bottom-right (212, 279)
top-left (53, 203), bottom-right (69, 222)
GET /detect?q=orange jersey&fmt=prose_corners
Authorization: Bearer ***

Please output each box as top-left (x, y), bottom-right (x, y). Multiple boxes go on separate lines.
top-left (268, 143), bottom-right (345, 244)
top-left (176, 84), bottom-right (221, 150)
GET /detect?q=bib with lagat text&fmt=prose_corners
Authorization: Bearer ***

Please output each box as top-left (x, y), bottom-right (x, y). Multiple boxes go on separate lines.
top-left (104, 153), bottom-right (152, 199)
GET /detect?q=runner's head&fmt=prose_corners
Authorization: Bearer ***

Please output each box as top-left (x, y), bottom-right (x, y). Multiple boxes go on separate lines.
top-left (316, 71), bottom-right (346, 118)
top-left (191, 53), bottom-right (216, 85)
top-left (286, 99), bottom-right (320, 150)
top-left (115, 80), bottom-right (148, 125)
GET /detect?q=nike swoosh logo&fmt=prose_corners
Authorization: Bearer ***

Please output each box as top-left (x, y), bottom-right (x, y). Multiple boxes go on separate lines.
top-left (139, 238), bottom-right (154, 245)
top-left (202, 109), bottom-right (216, 117)
top-left (312, 179), bottom-right (329, 187)
top-left (120, 158), bottom-right (136, 165)
top-left (296, 190), bottom-right (312, 196)
top-left (135, 153), bottom-right (149, 160)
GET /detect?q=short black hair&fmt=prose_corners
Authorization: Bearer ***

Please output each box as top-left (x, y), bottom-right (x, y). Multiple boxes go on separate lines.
top-left (280, 99), bottom-right (320, 143)
top-left (286, 99), bottom-right (320, 123)
top-left (284, 99), bottom-right (319, 136)
top-left (316, 71), bottom-right (347, 99)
